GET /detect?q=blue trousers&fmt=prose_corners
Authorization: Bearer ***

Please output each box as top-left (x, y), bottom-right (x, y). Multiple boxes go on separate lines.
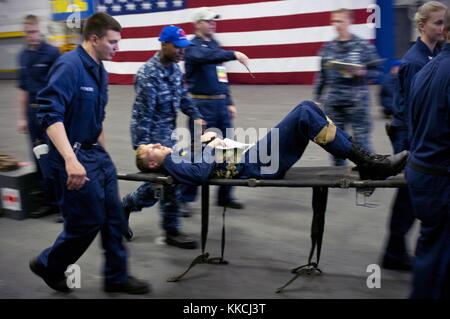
top-left (27, 106), bottom-right (58, 208)
top-left (179, 98), bottom-right (235, 204)
top-left (240, 101), bottom-right (354, 179)
top-left (384, 128), bottom-right (415, 263)
top-left (324, 101), bottom-right (372, 166)
top-left (122, 182), bottom-right (179, 232)
top-left (406, 166), bottom-right (450, 299)
top-left (37, 147), bottom-right (128, 284)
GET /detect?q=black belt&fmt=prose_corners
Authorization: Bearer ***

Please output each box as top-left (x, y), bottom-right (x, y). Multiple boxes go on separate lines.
top-left (409, 161), bottom-right (450, 177)
top-left (80, 143), bottom-right (100, 150)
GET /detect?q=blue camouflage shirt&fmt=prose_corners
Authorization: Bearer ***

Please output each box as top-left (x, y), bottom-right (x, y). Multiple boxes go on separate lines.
top-left (314, 35), bottom-right (382, 105)
top-left (131, 52), bottom-right (201, 149)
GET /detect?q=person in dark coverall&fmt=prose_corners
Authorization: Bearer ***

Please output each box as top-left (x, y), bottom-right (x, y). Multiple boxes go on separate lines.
top-left (17, 15), bottom-right (60, 218)
top-left (29, 13), bottom-right (149, 294)
top-left (134, 101), bottom-right (408, 194)
top-left (178, 7), bottom-right (250, 216)
top-left (382, 1), bottom-right (447, 272)
top-left (314, 8), bottom-right (382, 167)
top-left (379, 60), bottom-right (401, 118)
top-left (406, 9), bottom-right (450, 299)
top-left (121, 26), bottom-right (202, 248)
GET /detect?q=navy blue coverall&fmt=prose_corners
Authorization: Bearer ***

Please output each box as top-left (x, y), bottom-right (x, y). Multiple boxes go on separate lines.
top-left (18, 41), bottom-right (60, 205)
top-left (35, 46), bottom-right (128, 284)
top-left (18, 41), bottom-right (60, 146)
top-left (161, 102), bottom-right (353, 185)
top-left (407, 43), bottom-right (450, 299)
top-left (383, 38), bottom-right (440, 267)
top-left (180, 35), bottom-right (238, 205)
top-left (379, 72), bottom-right (396, 117)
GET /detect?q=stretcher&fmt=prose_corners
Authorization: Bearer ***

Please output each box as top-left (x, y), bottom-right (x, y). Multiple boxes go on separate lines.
top-left (117, 166), bottom-right (407, 293)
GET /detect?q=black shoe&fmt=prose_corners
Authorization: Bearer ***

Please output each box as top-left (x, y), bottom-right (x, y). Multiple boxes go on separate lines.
top-left (29, 258), bottom-right (71, 293)
top-left (165, 230), bottom-right (198, 249)
top-left (122, 205), bottom-right (134, 241)
top-left (347, 142), bottom-right (409, 180)
top-left (54, 214), bottom-right (64, 223)
top-left (124, 227), bottom-right (134, 242)
top-left (179, 202), bottom-right (193, 218)
top-left (30, 206), bottom-right (54, 218)
top-left (382, 256), bottom-right (413, 272)
top-left (104, 276), bottom-right (151, 294)
top-left (217, 200), bottom-right (245, 209)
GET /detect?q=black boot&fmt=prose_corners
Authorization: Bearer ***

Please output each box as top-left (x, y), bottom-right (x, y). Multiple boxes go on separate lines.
top-left (166, 230), bottom-right (198, 249)
top-left (347, 142), bottom-right (409, 180)
top-left (29, 258), bottom-right (71, 293)
top-left (104, 276), bottom-right (151, 294)
top-left (122, 206), bottom-right (133, 242)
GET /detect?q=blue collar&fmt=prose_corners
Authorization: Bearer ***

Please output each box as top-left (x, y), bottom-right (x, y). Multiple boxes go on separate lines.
top-left (25, 40), bottom-right (46, 53)
top-left (76, 45), bottom-right (105, 86)
top-left (152, 52), bottom-right (176, 76)
top-left (415, 37), bottom-right (440, 57)
top-left (76, 45), bottom-right (100, 70)
top-left (441, 42), bottom-right (450, 54)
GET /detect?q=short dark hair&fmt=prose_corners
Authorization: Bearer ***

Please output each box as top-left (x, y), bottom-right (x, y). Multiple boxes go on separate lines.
top-left (82, 12), bottom-right (122, 41)
top-left (24, 15), bottom-right (39, 26)
top-left (332, 8), bottom-right (354, 21)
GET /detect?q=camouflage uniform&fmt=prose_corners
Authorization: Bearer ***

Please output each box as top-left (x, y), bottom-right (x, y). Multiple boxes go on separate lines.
top-left (124, 52), bottom-right (201, 232)
top-left (314, 35), bottom-right (382, 165)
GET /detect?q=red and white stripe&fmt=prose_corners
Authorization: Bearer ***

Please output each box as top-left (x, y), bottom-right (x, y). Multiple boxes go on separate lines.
top-left (105, 0), bottom-right (376, 84)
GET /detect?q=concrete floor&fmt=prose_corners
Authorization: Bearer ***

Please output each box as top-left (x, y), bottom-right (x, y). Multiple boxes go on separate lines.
top-left (0, 80), bottom-right (417, 299)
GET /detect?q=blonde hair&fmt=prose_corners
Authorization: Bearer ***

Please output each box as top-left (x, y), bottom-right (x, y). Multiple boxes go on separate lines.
top-left (415, 1), bottom-right (447, 32)
top-left (135, 145), bottom-right (151, 173)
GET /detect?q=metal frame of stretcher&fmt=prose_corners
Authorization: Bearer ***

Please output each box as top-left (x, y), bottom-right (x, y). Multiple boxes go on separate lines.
top-left (117, 166), bottom-right (407, 293)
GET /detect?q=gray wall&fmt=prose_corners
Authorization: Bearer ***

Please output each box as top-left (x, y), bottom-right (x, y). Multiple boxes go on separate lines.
top-left (0, 0), bottom-right (52, 78)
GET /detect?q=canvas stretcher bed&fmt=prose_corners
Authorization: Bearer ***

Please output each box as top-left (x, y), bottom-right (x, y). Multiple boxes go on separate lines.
top-left (117, 166), bottom-right (407, 293)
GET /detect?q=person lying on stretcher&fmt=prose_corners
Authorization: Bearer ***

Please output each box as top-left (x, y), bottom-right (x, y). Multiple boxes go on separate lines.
top-left (135, 101), bottom-right (408, 185)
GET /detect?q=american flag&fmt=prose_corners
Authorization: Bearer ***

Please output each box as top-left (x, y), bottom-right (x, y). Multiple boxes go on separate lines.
top-left (98, 0), bottom-right (376, 85)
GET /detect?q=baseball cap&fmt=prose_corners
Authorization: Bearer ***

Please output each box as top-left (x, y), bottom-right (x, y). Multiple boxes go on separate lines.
top-left (391, 59), bottom-right (402, 67)
top-left (158, 25), bottom-right (191, 48)
top-left (192, 7), bottom-right (220, 22)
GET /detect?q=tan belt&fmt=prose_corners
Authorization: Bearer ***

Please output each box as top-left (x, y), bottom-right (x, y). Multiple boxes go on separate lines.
top-left (30, 103), bottom-right (39, 108)
top-left (191, 94), bottom-right (226, 100)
